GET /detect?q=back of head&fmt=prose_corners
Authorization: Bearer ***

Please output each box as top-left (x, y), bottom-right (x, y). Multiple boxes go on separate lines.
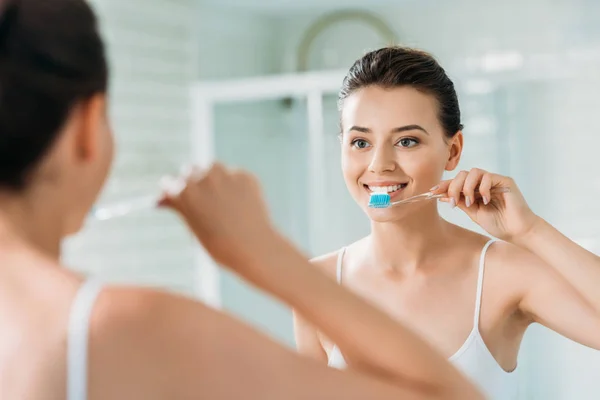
top-left (339, 46), bottom-right (463, 138)
top-left (0, 0), bottom-right (108, 191)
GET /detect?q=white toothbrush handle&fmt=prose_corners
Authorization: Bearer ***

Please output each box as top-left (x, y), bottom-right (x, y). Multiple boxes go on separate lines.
top-left (90, 195), bottom-right (158, 221)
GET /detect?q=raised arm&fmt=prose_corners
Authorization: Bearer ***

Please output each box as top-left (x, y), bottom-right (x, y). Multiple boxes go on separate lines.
top-left (157, 163), bottom-right (483, 399)
top-left (514, 217), bottom-right (600, 316)
top-left (432, 168), bottom-right (600, 350)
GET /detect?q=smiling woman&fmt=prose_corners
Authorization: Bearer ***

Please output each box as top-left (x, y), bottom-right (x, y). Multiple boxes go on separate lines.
top-left (341, 82), bottom-right (463, 220)
top-left (294, 46), bottom-right (598, 400)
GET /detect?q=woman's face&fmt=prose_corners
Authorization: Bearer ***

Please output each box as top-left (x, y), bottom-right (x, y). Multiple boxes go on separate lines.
top-left (340, 85), bottom-right (462, 222)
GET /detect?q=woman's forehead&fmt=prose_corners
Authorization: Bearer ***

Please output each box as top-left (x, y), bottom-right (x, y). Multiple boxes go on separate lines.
top-left (341, 86), bottom-right (440, 133)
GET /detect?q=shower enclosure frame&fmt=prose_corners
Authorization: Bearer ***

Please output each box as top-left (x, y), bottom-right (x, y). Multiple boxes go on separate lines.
top-left (190, 69), bottom-right (347, 307)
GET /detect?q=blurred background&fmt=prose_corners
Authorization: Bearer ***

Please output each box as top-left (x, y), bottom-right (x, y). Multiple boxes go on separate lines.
top-left (63, 0), bottom-right (600, 398)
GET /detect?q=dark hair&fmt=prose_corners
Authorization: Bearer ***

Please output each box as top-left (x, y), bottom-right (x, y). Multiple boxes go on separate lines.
top-left (338, 46), bottom-right (463, 138)
top-left (0, 0), bottom-right (108, 190)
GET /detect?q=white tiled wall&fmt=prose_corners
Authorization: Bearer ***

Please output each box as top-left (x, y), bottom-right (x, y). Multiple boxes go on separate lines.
top-left (195, 7), bottom-right (279, 80)
top-left (63, 0), bottom-right (199, 296)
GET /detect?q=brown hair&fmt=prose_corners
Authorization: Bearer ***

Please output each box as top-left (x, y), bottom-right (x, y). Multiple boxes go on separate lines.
top-left (0, 0), bottom-right (108, 190)
top-left (338, 46), bottom-right (463, 138)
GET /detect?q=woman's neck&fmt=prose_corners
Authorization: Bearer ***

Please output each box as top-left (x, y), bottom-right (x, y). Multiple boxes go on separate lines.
top-left (0, 189), bottom-right (64, 261)
top-left (367, 203), bottom-right (454, 275)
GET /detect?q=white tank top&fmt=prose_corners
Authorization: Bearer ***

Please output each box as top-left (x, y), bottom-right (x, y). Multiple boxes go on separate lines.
top-left (327, 240), bottom-right (519, 400)
top-left (66, 279), bottom-right (104, 400)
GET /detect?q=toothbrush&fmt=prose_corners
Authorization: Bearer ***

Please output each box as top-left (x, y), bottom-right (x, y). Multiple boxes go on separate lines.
top-left (88, 175), bottom-right (186, 221)
top-left (89, 195), bottom-right (159, 221)
top-left (368, 187), bottom-right (511, 209)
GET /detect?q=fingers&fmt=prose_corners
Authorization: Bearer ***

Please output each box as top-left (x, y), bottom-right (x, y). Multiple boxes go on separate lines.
top-left (478, 173), bottom-right (493, 205)
top-left (158, 174), bottom-right (186, 210)
top-left (430, 179), bottom-right (451, 195)
top-left (462, 168), bottom-right (485, 207)
top-left (431, 168), bottom-right (515, 209)
top-left (159, 163), bottom-right (220, 211)
top-left (446, 170), bottom-right (468, 208)
top-left (159, 162), bottom-right (259, 207)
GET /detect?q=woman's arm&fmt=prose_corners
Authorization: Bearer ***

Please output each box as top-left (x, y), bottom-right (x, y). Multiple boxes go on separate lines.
top-left (293, 253), bottom-right (339, 363)
top-left (488, 241), bottom-right (600, 350)
top-left (293, 311), bottom-right (329, 362)
top-left (513, 216), bottom-right (600, 316)
top-left (432, 168), bottom-right (600, 350)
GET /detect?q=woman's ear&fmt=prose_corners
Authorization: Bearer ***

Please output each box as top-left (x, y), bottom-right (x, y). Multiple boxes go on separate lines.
top-left (445, 131), bottom-right (463, 171)
top-left (72, 94), bottom-right (106, 162)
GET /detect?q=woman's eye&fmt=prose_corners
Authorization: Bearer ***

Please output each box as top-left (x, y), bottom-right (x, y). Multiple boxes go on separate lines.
top-left (397, 138), bottom-right (419, 148)
top-left (351, 139), bottom-right (370, 149)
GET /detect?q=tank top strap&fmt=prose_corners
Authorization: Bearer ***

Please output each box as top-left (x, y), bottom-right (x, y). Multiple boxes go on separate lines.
top-left (336, 247), bottom-right (347, 284)
top-left (473, 239), bottom-right (496, 327)
top-left (67, 279), bottom-right (104, 400)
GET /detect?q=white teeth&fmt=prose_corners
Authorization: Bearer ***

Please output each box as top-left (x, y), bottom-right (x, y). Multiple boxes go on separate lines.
top-left (368, 184), bottom-right (405, 193)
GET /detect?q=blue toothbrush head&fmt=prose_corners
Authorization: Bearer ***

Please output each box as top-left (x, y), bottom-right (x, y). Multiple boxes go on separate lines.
top-left (368, 192), bottom-right (391, 208)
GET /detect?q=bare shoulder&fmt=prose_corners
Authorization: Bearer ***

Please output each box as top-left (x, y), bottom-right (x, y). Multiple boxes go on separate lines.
top-left (484, 239), bottom-right (552, 303)
top-left (90, 285), bottom-right (216, 348)
top-left (89, 285), bottom-right (316, 399)
top-left (310, 237), bottom-right (368, 280)
top-left (309, 250), bottom-right (340, 280)
top-left (445, 227), bottom-right (536, 306)
top-left (87, 286), bottom-right (223, 398)
top-left (486, 239), bottom-right (545, 275)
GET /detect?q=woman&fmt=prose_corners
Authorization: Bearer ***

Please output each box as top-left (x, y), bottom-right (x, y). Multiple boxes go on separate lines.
top-left (0, 1), bottom-right (484, 399)
top-left (294, 46), bottom-right (600, 399)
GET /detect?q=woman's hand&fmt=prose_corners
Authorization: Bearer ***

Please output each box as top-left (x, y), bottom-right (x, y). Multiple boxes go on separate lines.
top-left (431, 168), bottom-right (540, 242)
top-left (158, 163), bottom-right (277, 278)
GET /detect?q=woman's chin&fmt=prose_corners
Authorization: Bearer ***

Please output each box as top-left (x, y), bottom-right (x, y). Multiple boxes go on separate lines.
top-left (363, 200), bottom-right (438, 223)
top-left (364, 207), bottom-right (410, 223)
